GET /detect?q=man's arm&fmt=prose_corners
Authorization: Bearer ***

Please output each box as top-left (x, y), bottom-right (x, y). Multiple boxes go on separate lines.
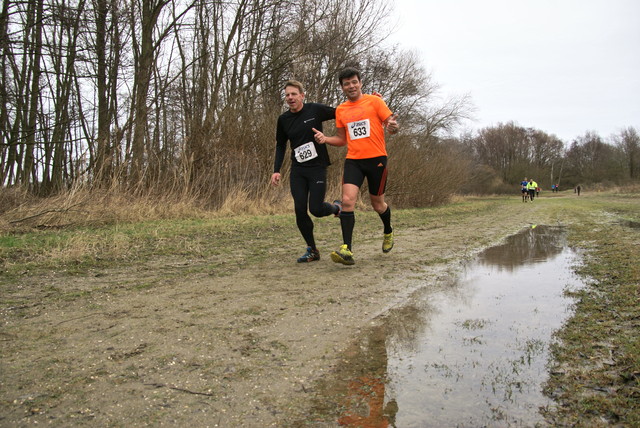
top-left (312, 127), bottom-right (347, 147)
top-left (271, 134), bottom-right (287, 186)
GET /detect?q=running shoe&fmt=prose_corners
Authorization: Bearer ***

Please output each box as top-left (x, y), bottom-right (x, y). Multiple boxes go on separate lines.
top-left (382, 231), bottom-right (394, 253)
top-left (330, 244), bottom-right (355, 265)
top-left (333, 200), bottom-right (342, 217)
top-left (297, 247), bottom-right (320, 263)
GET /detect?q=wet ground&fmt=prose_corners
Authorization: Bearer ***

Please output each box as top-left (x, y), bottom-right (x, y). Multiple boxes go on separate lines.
top-left (8, 195), bottom-right (634, 427)
top-left (325, 225), bottom-right (586, 427)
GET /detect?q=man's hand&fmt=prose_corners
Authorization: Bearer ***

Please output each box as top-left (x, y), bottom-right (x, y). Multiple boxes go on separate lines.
top-left (312, 128), bottom-right (326, 144)
top-left (271, 172), bottom-right (281, 186)
top-left (384, 114), bottom-right (399, 134)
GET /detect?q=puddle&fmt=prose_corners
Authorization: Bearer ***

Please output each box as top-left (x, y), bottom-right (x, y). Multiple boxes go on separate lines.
top-left (311, 225), bottom-right (586, 427)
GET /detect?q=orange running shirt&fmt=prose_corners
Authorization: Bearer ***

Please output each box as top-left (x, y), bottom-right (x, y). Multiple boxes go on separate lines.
top-left (335, 94), bottom-right (393, 159)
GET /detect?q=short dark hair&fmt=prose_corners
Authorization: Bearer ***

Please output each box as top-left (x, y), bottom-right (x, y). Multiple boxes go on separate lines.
top-left (338, 67), bottom-right (361, 85)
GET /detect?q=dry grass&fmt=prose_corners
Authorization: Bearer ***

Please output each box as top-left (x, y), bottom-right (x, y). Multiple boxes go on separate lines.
top-left (1, 188), bottom-right (202, 230)
top-left (0, 168), bottom-right (391, 232)
top-left (4, 178), bottom-right (639, 233)
top-left (0, 183), bottom-right (294, 231)
top-left (0, 131), bottom-right (480, 230)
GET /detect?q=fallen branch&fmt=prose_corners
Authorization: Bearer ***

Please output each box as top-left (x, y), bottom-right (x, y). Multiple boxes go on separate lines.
top-left (144, 383), bottom-right (215, 397)
top-left (9, 202), bottom-right (86, 225)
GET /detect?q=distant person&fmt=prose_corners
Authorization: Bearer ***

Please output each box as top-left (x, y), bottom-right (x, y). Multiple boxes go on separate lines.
top-left (536, 185), bottom-right (540, 197)
top-left (521, 177), bottom-right (529, 202)
top-left (313, 67), bottom-right (399, 265)
top-left (527, 178), bottom-right (538, 202)
top-left (555, 183), bottom-right (560, 193)
top-left (576, 184), bottom-right (581, 196)
top-left (271, 80), bottom-right (340, 263)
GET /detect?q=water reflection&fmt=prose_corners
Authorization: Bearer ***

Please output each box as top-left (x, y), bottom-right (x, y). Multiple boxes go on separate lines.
top-left (477, 225), bottom-right (566, 269)
top-left (306, 225), bottom-right (585, 427)
top-left (335, 326), bottom-right (396, 427)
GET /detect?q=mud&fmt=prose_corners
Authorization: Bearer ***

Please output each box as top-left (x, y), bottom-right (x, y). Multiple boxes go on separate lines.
top-left (1, 200), bottom-right (569, 426)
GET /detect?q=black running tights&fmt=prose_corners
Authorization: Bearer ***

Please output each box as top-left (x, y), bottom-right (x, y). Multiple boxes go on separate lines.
top-left (290, 166), bottom-right (336, 248)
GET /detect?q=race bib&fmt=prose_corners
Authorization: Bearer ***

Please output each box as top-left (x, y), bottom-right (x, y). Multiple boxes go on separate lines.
top-left (347, 119), bottom-right (371, 140)
top-left (294, 141), bottom-right (318, 163)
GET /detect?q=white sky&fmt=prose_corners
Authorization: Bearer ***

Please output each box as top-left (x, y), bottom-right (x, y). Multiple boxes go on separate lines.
top-left (387, 0), bottom-right (640, 142)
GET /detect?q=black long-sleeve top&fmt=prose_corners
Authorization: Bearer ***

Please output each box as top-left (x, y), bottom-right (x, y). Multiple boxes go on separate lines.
top-left (274, 103), bottom-right (336, 173)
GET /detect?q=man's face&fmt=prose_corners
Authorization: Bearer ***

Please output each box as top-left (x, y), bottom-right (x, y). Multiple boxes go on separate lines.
top-left (284, 86), bottom-right (304, 112)
top-left (340, 75), bottom-right (362, 101)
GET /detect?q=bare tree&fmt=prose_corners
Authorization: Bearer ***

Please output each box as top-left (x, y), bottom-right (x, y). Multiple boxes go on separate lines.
top-left (90, 0), bottom-right (125, 184)
top-left (128, 0), bottom-right (168, 185)
top-left (565, 132), bottom-right (625, 185)
top-left (465, 122), bottom-right (565, 188)
top-left (40, 0), bottom-right (88, 193)
top-left (0, 0), bottom-right (14, 184)
top-left (470, 122), bottom-right (529, 182)
top-left (614, 127), bottom-right (640, 179)
top-left (0, 0), bottom-right (47, 189)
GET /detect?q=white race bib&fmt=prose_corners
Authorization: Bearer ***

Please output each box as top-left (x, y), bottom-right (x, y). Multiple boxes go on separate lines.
top-left (347, 119), bottom-right (371, 140)
top-left (294, 141), bottom-right (318, 163)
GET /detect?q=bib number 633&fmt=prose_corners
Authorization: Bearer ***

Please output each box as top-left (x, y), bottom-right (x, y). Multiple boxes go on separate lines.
top-left (348, 119), bottom-right (371, 140)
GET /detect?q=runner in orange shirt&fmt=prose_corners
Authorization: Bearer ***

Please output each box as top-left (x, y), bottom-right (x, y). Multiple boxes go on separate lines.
top-left (313, 67), bottom-right (399, 265)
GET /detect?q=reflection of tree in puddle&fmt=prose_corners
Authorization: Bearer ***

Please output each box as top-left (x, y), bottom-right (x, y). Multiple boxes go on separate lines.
top-left (477, 225), bottom-right (566, 270)
top-left (303, 298), bottom-right (436, 426)
top-left (299, 322), bottom-right (395, 426)
top-left (335, 325), bottom-right (394, 427)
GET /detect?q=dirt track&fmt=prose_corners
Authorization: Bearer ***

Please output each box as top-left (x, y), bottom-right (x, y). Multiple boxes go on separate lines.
top-left (1, 198), bottom-right (564, 426)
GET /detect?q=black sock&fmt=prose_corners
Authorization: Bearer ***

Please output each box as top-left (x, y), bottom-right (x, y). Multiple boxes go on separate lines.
top-left (379, 206), bottom-right (393, 235)
top-left (340, 211), bottom-right (355, 250)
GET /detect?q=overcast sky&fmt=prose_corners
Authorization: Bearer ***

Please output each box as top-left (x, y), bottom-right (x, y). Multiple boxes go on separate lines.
top-left (387, 0), bottom-right (640, 142)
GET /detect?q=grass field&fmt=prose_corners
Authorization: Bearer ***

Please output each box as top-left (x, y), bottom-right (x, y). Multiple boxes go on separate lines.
top-left (1, 190), bottom-right (638, 426)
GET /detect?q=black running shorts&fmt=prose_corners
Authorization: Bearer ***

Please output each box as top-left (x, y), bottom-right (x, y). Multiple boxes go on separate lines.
top-left (343, 156), bottom-right (388, 196)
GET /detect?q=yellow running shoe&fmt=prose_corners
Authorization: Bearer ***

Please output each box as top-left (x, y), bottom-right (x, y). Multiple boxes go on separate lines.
top-left (330, 244), bottom-right (355, 265)
top-left (382, 232), bottom-right (394, 253)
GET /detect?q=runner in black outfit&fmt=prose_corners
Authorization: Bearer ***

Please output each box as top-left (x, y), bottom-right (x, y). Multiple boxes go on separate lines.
top-left (271, 80), bottom-right (340, 263)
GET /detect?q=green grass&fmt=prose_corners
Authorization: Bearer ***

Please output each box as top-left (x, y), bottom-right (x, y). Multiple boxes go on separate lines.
top-left (0, 215), bottom-right (295, 278)
top-left (539, 195), bottom-right (640, 426)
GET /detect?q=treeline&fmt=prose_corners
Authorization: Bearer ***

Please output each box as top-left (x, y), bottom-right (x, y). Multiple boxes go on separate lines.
top-left (457, 123), bottom-right (639, 193)
top-left (1, 0), bottom-right (470, 210)
top-left (1, 0), bottom-right (637, 215)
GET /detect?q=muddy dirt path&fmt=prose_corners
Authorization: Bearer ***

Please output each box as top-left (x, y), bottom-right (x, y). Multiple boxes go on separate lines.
top-left (1, 199), bottom-right (563, 426)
